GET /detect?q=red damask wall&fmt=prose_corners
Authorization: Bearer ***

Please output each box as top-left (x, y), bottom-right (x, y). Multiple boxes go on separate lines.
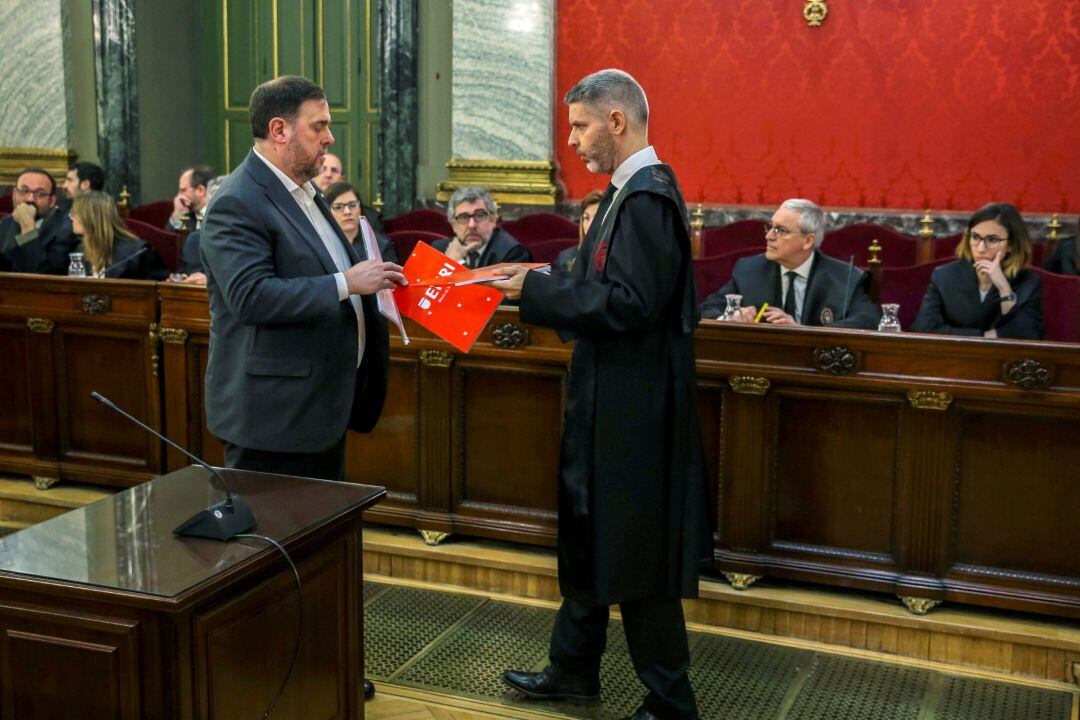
top-left (555, 0), bottom-right (1079, 212)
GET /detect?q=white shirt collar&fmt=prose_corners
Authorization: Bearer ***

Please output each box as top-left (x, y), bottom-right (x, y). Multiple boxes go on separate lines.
top-left (783, 252), bottom-right (815, 280)
top-left (611, 145), bottom-right (660, 190)
top-left (252, 147), bottom-right (317, 200)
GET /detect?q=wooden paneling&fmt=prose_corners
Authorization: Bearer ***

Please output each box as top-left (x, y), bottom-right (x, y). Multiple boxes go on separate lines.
top-left (0, 323), bottom-right (33, 454)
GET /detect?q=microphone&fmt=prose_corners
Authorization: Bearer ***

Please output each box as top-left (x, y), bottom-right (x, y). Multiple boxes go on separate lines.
top-left (90, 391), bottom-right (256, 541)
top-left (100, 246), bottom-right (149, 277)
top-left (838, 254), bottom-right (856, 322)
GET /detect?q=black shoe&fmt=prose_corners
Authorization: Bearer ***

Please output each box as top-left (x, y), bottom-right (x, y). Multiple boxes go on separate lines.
top-left (363, 678), bottom-right (375, 700)
top-left (503, 664), bottom-right (600, 701)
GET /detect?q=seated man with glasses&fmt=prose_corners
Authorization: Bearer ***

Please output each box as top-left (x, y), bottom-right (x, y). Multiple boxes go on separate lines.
top-left (0, 167), bottom-right (79, 275)
top-left (699, 198), bottom-right (878, 328)
top-left (433, 186), bottom-right (531, 269)
top-left (913, 202), bottom-right (1043, 339)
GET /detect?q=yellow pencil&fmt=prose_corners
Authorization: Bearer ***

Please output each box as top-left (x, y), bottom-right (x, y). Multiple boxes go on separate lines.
top-left (754, 303), bottom-right (769, 323)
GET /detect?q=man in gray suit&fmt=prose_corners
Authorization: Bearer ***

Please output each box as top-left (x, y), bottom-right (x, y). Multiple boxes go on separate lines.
top-left (200, 75), bottom-right (406, 483)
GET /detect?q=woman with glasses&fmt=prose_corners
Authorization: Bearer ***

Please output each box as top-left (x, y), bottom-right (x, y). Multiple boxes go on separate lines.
top-left (556, 189), bottom-right (604, 272)
top-left (69, 191), bottom-right (169, 280)
top-left (913, 202), bottom-right (1044, 339)
top-left (324, 182), bottom-right (396, 263)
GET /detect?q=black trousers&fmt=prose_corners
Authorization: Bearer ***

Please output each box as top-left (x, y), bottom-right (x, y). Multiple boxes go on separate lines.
top-left (223, 436), bottom-right (347, 482)
top-left (549, 594), bottom-right (698, 719)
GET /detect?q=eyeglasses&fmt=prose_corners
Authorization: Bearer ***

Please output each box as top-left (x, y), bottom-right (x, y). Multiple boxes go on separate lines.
top-left (14, 187), bottom-right (52, 200)
top-left (968, 231), bottom-right (1008, 248)
top-left (453, 210), bottom-right (492, 225)
top-left (330, 200), bottom-right (361, 212)
top-left (764, 223), bottom-right (801, 238)
top-left (322, 165), bottom-right (342, 174)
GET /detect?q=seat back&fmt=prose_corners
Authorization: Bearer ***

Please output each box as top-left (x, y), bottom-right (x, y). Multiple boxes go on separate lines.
top-left (693, 247), bottom-right (760, 302)
top-left (128, 200), bottom-right (174, 229)
top-left (0, 194), bottom-right (12, 214)
top-left (388, 230), bottom-right (443, 263)
top-left (527, 238), bottom-right (578, 266)
top-left (701, 220), bottom-right (767, 257)
top-left (1030, 267), bottom-right (1080, 342)
top-left (383, 208), bottom-right (453, 237)
top-left (877, 258), bottom-right (952, 330)
top-left (125, 218), bottom-right (181, 272)
top-left (933, 234), bottom-right (963, 259)
top-left (823, 224), bottom-right (918, 267)
top-left (501, 213), bottom-right (578, 246)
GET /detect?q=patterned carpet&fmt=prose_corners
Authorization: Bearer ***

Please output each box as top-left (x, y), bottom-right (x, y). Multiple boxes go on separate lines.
top-left (364, 582), bottom-right (1076, 720)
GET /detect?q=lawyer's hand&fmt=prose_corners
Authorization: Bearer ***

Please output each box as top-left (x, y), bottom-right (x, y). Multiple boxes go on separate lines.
top-left (486, 265), bottom-right (528, 300)
top-left (763, 307), bottom-right (799, 326)
top-left (344, 260), bottom-right (407, 295)
top-left (445, 236), bottom-right (482, 264)
top-left (180, 272), bottom-right (207, 286)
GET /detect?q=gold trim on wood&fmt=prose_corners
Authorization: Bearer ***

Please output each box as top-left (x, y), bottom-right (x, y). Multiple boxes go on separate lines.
top-left (436, 159), bottom-right (558, 206)
top-left (32, 476), bottom-right (59, 491)
top-left (26, 318), bottom-right (55, 334)
top-left (729, 376), bottom-right (771, 395)
top-left (724, 572), bottom-right (761, 591)
top-left (419, 350), bottom-right (454, 368)
top-left (159, 327), bottom-right (190, 345)
top-left (149, 323), bottom-right (160, 378)
top-left (0, 147), bottom-right (78, 186)
top-left (418, 529), bottom-right (450, 546)
top-left (906, 390), bottom-right (952, 411)
top-left (899, 596), bottom-right (941, 615)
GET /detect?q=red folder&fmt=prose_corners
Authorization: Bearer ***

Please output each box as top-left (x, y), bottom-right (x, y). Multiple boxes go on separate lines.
top-left (411, 263), bottom-right (550, 287)
top-left (393, 242), bottom-right (504, 353)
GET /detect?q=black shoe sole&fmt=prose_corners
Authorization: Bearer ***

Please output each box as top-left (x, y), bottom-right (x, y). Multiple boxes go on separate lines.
top-left (503, 676), bottom-right (600, 703)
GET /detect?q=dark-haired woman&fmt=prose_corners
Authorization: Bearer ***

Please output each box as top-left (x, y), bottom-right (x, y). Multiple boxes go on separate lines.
top-left (324, 182), bottom-right (396, 263)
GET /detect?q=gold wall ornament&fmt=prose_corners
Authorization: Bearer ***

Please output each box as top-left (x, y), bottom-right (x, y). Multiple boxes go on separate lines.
top-left (724, 572), bottom-right (761, 590)
top-left (803, 0), bottom-right (828, 27)
top-left (418, 529), bottom-right (450, 546)
top-left (0, 146), bottom-right (77, 185)
top-left (158, 327), bottom-right (190, 345)
top-left (906, 390), bottom-right (952, 411)
top-left (729, 376), bottom-right (771, 395)
top-left (26, 318), bottom-right (55, 333)
top-left (419, 349), bottom-right (454, 368)
top-left (436, 159), bottom-right (557, 206)
top-left (899, 595), bottom-right (941, 615)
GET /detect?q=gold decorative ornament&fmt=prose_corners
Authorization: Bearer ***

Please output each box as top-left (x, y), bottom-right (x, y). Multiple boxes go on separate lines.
top-left (33, 476), bottom-right (59, 490)
top-left (907, 390), bottom-right (952, 411)
top-left (724, 572), bottom-right (761, 590)
top-left (418, 529), bottom-right (450, 546)
top-left (419, 349), bottom-right (454, 368)
top-left (690, 204), bottom-right (706, 232)
top-left (868, 239), bottom-right (883, 266)
top-left (918, 210), bottom-right (935, 238)
top-left (0, 146), bottom-right (77, 185)
top-left (117, 185), bottom-right (131, 212)
top-left (1046, 214), bottom-right (1062, 242)
top-left (803, 0), bottom-right (828, 27)
top-left (158, 327), bottom-right (190, 345)
top-left (437, 159), bottom-right (557, 207)
top-left (899, 596), bottom-right (940, 615)
top-left (26, 318), bottom-right (55, 333)
top-left (729, 376), bottom-right (771, 396)
top-left (372, 193), bottom-right (385, 215)
top-left (148, 323), bottom-right (160, 377)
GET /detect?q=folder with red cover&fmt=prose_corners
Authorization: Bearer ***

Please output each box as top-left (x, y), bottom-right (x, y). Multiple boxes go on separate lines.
top-left (411, 263), bottom-right (550, 287)
top-left (393, 242), bottom-right (504, 353)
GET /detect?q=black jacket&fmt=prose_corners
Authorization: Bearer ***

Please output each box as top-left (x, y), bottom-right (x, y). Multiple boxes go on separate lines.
top-left (1043, 237), bottom-right (1077, 276)
top-left (699, 250), bottom-right (880, 329)
top-left (75, 235), bottom-right (170, 281)
top-left (431, 227), bottom-right (531, 266)
top-left (912, 259), bottom-right (1044, 339)
top-left (0, 207), bottom-right (79, 275)
top-left (180, 230), bottom-right (204, 275)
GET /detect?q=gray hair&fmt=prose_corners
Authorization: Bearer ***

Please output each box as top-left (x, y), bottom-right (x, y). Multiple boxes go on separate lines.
top-left (780, 198), bottom-right (826, 248)
top-left (563, 69), bottom-right (649, 127)
top-left (206, 175), bottom-right (227, 201)
top-left (446, 186), bottom-right (496, 222)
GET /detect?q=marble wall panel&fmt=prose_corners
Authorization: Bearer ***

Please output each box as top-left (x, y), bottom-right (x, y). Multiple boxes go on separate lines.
top-left (452, 0), bottom-right (553, 160)
top-left (0, 0), bottom-right (72, 148)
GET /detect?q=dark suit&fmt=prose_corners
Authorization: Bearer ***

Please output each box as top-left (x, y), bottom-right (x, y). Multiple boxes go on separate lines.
top-left (179, 230), bottom-right (203, 275)
top-left (431, 227), bottom-right (532, 267)
top-left (199, 150), bottom-right (390, 480)
top-left (1044, 237), bottom-right (1077, 276)
top-left (912, 259), bottom-right (1044, 339)
top-left (699, 250), bottom-right (880, 328)
top-left (75, 236), bottom-right (170, 280)
top-left (0, 207), bottom-right (79, 275)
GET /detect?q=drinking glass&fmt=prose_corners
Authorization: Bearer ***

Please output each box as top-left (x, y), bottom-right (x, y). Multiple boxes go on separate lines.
top-left (878, 303), bottom-right (901, 332)
top-left (67, 252), bottom-right (87, 278)
top-left (720, 294), bottom-right (743, 321)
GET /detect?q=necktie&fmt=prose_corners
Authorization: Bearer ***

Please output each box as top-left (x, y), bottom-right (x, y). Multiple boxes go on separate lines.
top-left (783, 270), bottom-right (798, 318)
top-left (467, 251), bottom-right (480, 269)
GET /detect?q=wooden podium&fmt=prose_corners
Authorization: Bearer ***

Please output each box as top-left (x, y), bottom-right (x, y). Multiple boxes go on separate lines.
top-left (0, 466), bottom-right (384, 719)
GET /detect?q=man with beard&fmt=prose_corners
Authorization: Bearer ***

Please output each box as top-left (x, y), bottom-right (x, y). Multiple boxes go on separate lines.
top-left (491, 69), bottom-right (709, 720)
top-left (63, 162), bottom-right (106, 199)
top-left (0, 168), bottom-right (78, 274)
top-left (167, 165), bottom-right (215, 231)
top-left (432, 186), bottom-right (531, 268)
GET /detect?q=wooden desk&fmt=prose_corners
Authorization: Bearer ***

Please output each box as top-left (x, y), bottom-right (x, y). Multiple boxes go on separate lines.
top-left (0, 466), bottom-right (383, 719)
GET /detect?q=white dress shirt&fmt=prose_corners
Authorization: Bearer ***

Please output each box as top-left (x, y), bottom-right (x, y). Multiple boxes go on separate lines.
top-left (603, 145), bottom-right (662, 224)
top-left (253, 148), bottom-right (365, 364)
top-left (781, 253), bottom-right (815, 323)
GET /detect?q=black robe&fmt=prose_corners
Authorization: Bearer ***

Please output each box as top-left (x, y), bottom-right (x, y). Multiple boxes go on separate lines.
top-left (519, 164), bottom-right (710, 606)
top-left (911, 259), bottom-right (1044, 339)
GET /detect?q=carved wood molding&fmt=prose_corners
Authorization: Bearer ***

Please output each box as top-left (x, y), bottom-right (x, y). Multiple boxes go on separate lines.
top-left (906, 390), bottom-right (952, 411)
top-left (419, 350), bottom-right (454, 368)
top-left (80, 294), bottom-right (111, 315)
top-left (812, 346), bottom-right (859, 376)
top-left (724, 572), bottom-right (761, 591)
top-left (492, 322), bottom-right (529, 350)
top-left (158, 327), bottom-right (189, 345)
top-left (899, 596), bottom-right (940, 615)
top-left (418, 529), bottom-right (450, 546)
top-left (729, 376), bottom-right (770, 395)
top-left (26, 317), bottom-right (54, 333)
top-left (1004, 359), bottom-right (1053, 390)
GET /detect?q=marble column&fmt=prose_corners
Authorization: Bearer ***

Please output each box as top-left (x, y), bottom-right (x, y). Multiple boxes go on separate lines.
top-left (0, 0), bottom-right (77, 184)
top-left (379, 0), bottom-right (419, 218)
top-left (93, 0), bottom-right (140, 201)
top-left (437, 0), bottom-right (556, 206)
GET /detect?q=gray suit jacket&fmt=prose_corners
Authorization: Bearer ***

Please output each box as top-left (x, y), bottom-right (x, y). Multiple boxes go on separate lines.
top-left (200, 150), bottom-right (389, 453)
